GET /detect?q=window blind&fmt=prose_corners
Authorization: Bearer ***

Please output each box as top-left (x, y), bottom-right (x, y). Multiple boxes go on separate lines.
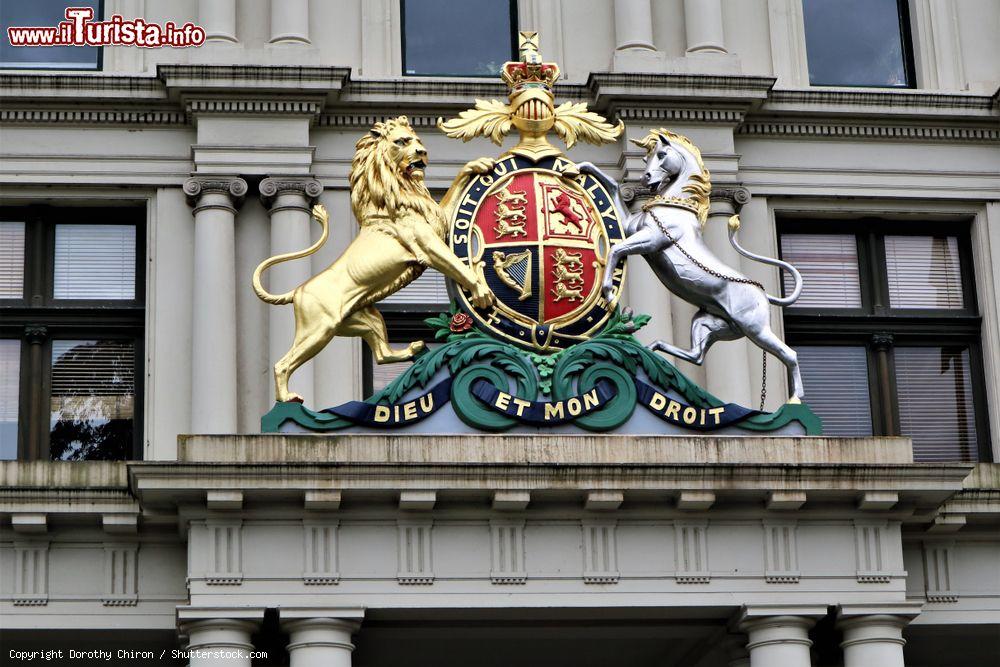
top-left (381, 269), bottom-right (449, 306)
top-left (0, 221), bottom-right (25, 299)
top-left (780, 234), bottom-right (862, 308)
top-left (372, 359), bottom-right (413, 394)
top-left (49, 340), bottom-right (135, 461)
top-left (53, 224), bottom-right (136, 300)
top-left (885, 235), bottom-right (963, 309)
top-left (795, 345), bottom-right (873, 436)
top-left (0, 339), bottom-right (19, 460)
top-left (896, 346), bottom-right (978, 462)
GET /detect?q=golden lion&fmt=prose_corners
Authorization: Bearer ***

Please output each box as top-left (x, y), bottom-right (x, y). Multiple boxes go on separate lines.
top-left (253, 116), bottom-right (495, 403)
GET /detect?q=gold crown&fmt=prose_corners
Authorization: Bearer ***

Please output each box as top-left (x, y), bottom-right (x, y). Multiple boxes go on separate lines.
top-left (501, 31), bottom-right (560, 91)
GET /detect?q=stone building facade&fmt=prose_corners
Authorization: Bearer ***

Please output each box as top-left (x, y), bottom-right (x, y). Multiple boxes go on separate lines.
top-left (0, 1), bottom-right (998, 665)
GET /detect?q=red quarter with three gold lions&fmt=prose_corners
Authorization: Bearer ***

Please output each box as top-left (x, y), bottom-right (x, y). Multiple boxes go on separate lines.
top-left (448, 154), bottom-right (627, 351)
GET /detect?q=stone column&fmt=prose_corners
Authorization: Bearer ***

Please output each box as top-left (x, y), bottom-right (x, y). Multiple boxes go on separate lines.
top-left (838, 614), bottom-right (910, 667)
top-left (702, 187), bottom-right (753, 407)
top-left (270, 0), bottom-right (310, 44)
top-left (612, 0), bottom-right (665, 71)
top-left (182, 619), bottom-right (257, 667)
top-left (683, 0), bottom-right (727, 54)
top-left (259, 177), bottom-right (323, 403)
top-left (739, 615), bottom-right (816, 667)
top-left (284, 618), bottom-right (361, 667)
top-left (199, 0), bottom-right (238, 43)
top-left (184, 177), bottom-right (247, 433)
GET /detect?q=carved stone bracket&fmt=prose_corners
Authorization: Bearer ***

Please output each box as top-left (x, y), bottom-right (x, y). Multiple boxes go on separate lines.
top-left (259, 177), bottom-right (323, 212)
top-left (183, 176), bottom-right (249, 212)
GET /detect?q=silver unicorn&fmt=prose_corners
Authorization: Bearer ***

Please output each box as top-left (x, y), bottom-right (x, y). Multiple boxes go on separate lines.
top-left (578, 128), bottom-right (805, 403)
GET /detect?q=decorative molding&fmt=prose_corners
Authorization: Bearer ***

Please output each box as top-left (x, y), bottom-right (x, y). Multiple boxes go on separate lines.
top-left (206, 520), bottom-right (243, 585)
top-left (674, 521), bottom-right (710, 584)
top-left (318, 113), bottom-right (441, 129)
top-left (13, 541), bottom-right (48, 606)
top-left (102, 544), bottom-right (138, 606)
top-left (1, 109), bottom-right (187, 125)
top-left (737, 121), bottom-right (999, 142)
top-left (303, 520), bottom-right (340, 585)
top-left (923, 541), bottom-right (958, 603)
top-left (186, 99), bottom-right (322, 117)
top-left (763, 521), bottom-right (800, 584)
top-left (764, 88), bottom-right (996, 112)
top-left (616, 107), bottom-right (745, 124)
top-left (397, 519), bottom-right (433, 585)
top-left (854, 520), bottom-right (892, 584)
top-left (183, 176), bottom-right (249, 210)
top-left (259, 177), bottom-right (323, 210)
top-left (489, 519), bottom-right (526, 584)
top-left (582, 519), bottom-right (619, 584)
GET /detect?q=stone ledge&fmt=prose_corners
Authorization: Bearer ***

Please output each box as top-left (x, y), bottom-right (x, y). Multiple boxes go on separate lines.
top-left (177, 434), bottom-right (914, 466)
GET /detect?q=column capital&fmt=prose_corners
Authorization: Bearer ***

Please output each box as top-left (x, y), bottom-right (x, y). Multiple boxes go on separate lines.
top-left (23, 325), bottom-right (48, 344)
top-left (259, 176), bottom-right (323, 211)
top-left (710, 187), bottom-right (752, 215)
top-left (836, 602), bottom-right (923, 623)
top-left (183, 176), bottom-right (248, 211)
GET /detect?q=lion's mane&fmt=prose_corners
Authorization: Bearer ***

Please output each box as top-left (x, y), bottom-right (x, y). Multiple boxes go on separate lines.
top-left (349, 116), bottom-right (446, 236)
top-left (347, 116), bottom-right (449, 308)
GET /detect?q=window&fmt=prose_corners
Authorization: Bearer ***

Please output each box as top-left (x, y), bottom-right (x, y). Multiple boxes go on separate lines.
top-left (0, 208), bottom-right (144, 461)
top-left (362, 269), bottom-right (449, 396)
top-left (779, 221), bottom-right (988, 462)
top-left (402, 0), bottom-right (517, 77)
top-left (801, 0), bottom-right (914, 87)
top-left (0, 0), bottom-right (102, 70)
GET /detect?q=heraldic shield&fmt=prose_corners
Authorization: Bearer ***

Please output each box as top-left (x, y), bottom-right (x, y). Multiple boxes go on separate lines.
top-left (258, 31), bottom-right (820, 437)
top-left (450, 154), bottom-right (626, 351)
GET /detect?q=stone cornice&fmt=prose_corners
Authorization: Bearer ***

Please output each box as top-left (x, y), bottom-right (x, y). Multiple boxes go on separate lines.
top-left (0, 66), bottom-right (996, 136)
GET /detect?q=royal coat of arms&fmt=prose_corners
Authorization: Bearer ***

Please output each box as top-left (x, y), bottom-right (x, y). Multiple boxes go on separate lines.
top-left (258, 33), bottom-right (820, 437)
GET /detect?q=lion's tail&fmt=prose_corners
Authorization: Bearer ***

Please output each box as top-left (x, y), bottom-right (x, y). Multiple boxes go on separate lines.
top-left (727, 214), bottom-right (803, 307)
top-left (252, 205), bottom-right (330, 305)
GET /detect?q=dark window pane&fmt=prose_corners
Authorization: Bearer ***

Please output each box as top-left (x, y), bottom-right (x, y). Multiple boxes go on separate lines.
top-left (802, 0), bottom-right (910, 86)
top-left (0, 221), bottom-right (25, 299)
top-left (0, 339), bottom-right (19, 460)
top-left (49, 339), bottom-right (134, 461)
top-left (53, 224), bottom-right (136, 300)
top-left (403, 0), bottom-right (514, 76)
top-left (0, 0), bottom-right (100, 70)
top-left (885, 235), bottom-right (964, 309)
top-left (795, 346), bottom-right (873, 436)
top-left (780, 233), bottom-right (862, 308)
top-left (896, 346), bottom-right (979, 462)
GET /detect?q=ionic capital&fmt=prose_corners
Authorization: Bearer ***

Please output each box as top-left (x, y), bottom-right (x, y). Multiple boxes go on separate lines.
top-left (259, 177), bottom-right (323, 212)
top-left (183, 176), bottom-right (248, 212)
top-left (710, 186), bottom-right (752, 215)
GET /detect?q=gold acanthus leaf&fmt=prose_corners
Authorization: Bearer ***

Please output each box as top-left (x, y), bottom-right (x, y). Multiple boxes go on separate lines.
top-left (437, 99), bottom-right (514, 146)
top-left (552, 102), bottom-right (624, 149)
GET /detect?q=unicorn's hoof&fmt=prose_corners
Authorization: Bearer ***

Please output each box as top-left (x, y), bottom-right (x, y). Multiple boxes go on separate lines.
top-left (787, 396), bottom-right (802, 405)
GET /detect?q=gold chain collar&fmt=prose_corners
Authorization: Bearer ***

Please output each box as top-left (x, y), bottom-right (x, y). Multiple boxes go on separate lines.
top-left (641, 195), bottom-right (700, 215)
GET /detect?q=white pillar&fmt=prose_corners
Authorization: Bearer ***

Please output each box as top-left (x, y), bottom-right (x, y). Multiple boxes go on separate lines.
top-left (838, 615), bottom-right (908, 667)
top-left (199, 0), bottom-right (238, 43)
top-left (740, 615), bottom-right (815, 667)
top-left (270, 0), bottom-right (310, 44)
top-left (259, 178), bottom-right (323, 404)
top-left (184, 177), bottom-right (246, 433)
top-left (702, 188), bottom-right (753, 407)
top-left (683, 0), bottom-right (727, 54)
top-left (182, 619), bottom-right (256, 667)
top-left (284, 618), bottom-right (360, 667)
top-left (612, 0), bottom-right (665, 72)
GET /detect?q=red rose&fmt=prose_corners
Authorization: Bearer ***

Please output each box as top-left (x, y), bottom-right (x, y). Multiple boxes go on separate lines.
top-left (449, 312), bottom-right (474, 333)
